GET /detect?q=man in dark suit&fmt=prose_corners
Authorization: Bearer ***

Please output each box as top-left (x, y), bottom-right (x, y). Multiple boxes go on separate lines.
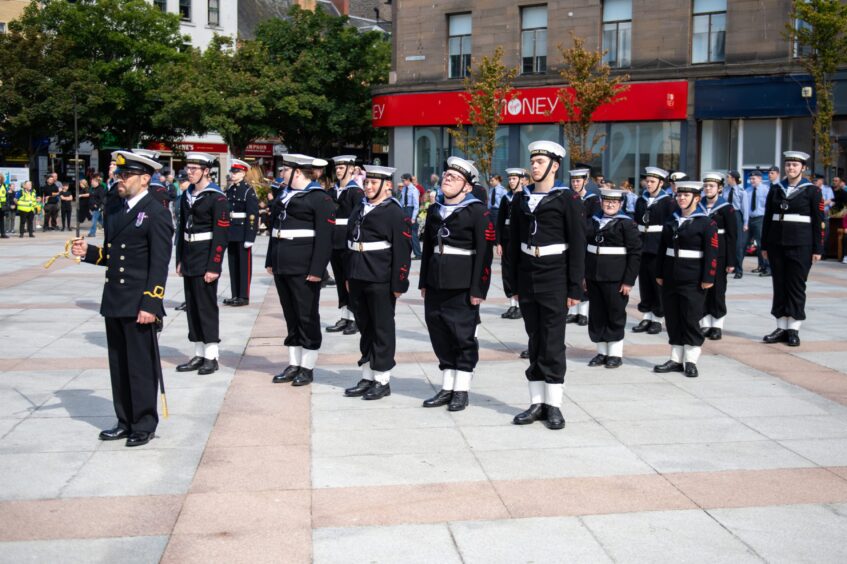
top-left (72, 150), bottom-right (174, 447)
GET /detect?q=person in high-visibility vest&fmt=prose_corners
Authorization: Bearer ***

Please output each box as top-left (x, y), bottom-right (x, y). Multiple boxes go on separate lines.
top-left (16, 181), bottom-right (39, 238)
top-left (0, 181), bottom-right (9, 238)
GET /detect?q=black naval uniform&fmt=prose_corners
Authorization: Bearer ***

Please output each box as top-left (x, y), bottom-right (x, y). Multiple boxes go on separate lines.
top-left (328, 179), bottom-right (365, 329)
top-left (761, 178), bottom-right (824, 336)
top-left (570, 191), bottom-right (602, 323)
top-left (634, 191), bottom-right (677, 330)
top-left (345, 198), bottom-right (412, 390)
top-left (82, 192), bottom-right (174, 436)
top-left (496, 191), bottom-right (518, 306)
top-left (176, 183), bottom-right (230, 347)
top-left (419, 195), bottom-right (494, 407)
top-left (656, 210), bottom-right (719, 372)
top-left (226, 180), bottom-right (259, 302)
top-left (266, 182), bottom-right (335, 379)
top-left (703, 197), bottom-right (738, 332)
top-left (585, 211), bottom-right (642, 365)
top-left (509, 186), bottom-right (586, 384)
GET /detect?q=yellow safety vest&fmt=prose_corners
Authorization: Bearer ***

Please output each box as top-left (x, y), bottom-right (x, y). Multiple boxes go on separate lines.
top-left (0, 185), bottom-right (6, 205)
top-left (17, 190), bottom-right (38, 213)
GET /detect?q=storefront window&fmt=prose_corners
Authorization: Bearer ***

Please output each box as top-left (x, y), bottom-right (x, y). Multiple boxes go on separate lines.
top-left (414, 127), bottom-right (445, 185)
top-left (519, 124), bottom-right (562, 177)
top-left (607, 122), bottom-right (681, 185)
top-left (742, 119), bottom-right (777, 168)
top-left (700, 119), bottom-right (733, 172)
top-left (780, 117), bottom-right (813, 164)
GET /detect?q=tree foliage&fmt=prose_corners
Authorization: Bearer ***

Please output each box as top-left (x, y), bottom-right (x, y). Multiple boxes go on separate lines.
top-left (448, 47), bottom-right (518, 182)
top-left (555, 34), bottom-right (629, 165)
top-left (787, 0), bottom-right (847, 170)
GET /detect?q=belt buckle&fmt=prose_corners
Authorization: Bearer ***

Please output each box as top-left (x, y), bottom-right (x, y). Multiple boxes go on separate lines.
top-left (358, 242), bottom-right (363, 252)
top-left (534, 246), bottom-right (540, 258)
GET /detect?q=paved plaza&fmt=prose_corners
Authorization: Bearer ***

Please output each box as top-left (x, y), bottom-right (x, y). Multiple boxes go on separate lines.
top-left (2, 232), bottom-right (847, 563)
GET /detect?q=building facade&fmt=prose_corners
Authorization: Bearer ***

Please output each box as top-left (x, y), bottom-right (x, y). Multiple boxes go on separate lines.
top-left (377, 0), bottom-right (847, 184)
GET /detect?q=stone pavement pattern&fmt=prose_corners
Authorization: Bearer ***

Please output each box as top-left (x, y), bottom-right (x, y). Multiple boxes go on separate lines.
top-left (2, 232), bottom-right (847, 563)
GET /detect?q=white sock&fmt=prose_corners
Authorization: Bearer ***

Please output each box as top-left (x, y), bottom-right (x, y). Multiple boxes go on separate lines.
top-left (608, 340), bottom-right (624, 357)
top-left (203, 343), bottom-right (219, 360)
top-left (289, 346), bottom-right (303, 367)
top-left (653, 316), bottom-right (664, 326)
top-left (441, 369), bottom-right (456, 391)
top-left (568, 305), bottom-right (577, 315)
top-left (787, 317), bottom-right (802, 331)
top-left (529, 381), bottom-right (545, 404)
top-left (712, 316), bottom-right (725, 329)
top-left (361, 363), bottom-right (374, 381)
top-left (777, 317), bottom-right (788, 330)
top-left (194, 342), bottom-right (204, 357)
top-left (577, 301), bottom-right (589, 316)
top-left (684, 345), bottom-right (702, 364)
top-left (374, 370), bottom-right (391, 385)
top-left (596, 342), bottom-right (608, 355)
top-left (510, 297), bottom-right (518, 307)
top-left (545, 383), bottom-right (564, 408)
top-left (670, 345), bottom-right (683, 363)
top-left (301, 349), bottom-right (319, 370)
top-left (643, 312), bottom-right (654, 322)
top-left (345, 307), bottom-right (354, 321)
top-left (700, 315), bottom-right (711, 328)
top-left (475, 324), bottom-right (480, 338)
top-left (454, 371), bottom-right (473, 392)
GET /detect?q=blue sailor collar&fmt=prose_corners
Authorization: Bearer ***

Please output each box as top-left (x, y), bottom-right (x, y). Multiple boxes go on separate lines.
top-left (581, 191), bottom-right (598, 200)
top-left (673, 207), bottom-right (708, 221)
top-left (435, 193), bottom-right (481, 210)
top-left (337, 179), bottom-right (359, 191)
top-left (189, 181), bottom-right (222, 197)
top-left (526, 182), bottom-right (569, 195)
top-left (361, 196), bottom-right (402, 209)
top-left (704, 196), bottom-right (729, 214)
top-left (641, 189), bottom-right (669, 202)
top-left (593, 211), bottom-right (631, 223)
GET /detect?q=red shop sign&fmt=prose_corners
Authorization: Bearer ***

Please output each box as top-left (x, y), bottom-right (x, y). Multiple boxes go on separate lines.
top-left (147, 141), bottom-right (229, 154)
top-left (243, 143), bottom-right (274, 157)
top-left (372, 81), bottom-right (688, 127)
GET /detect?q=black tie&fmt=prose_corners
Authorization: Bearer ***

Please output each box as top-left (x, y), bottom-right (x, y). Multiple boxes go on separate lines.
top-left (123, 200), bottom-right (130, 214)
top-left (404, 188), bottom-right (408, 207)
top-left (728, 187), bottom-right (734, 205)
top-left (752, 186), bottom-right (757, 212)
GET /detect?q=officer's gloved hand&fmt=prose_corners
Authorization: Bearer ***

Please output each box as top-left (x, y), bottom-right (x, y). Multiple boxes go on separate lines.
top-left (244, 242), bottom-right (253, 249)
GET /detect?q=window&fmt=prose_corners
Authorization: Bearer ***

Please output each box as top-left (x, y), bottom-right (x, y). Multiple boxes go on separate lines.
top-left (607, 122), bottom-right (681, 185)
top-left (448, 13), bottom-right (472, 79)
top-left (521, 6), bottom-right (547, 74)
top-left (794, 17), bottom-right (813, 58)
top-left (692, 0), bottom-right (726, 64)
top-left (179, 0), bottom-right (191, 21)
top-left (602, 0), bottom-right (632, 68)
top-left (0, 22), bottom-right (6, 34)
top-left (208, 0), bottom-right (220, 27)
top-left (153, 0), bottom-right (166, 12)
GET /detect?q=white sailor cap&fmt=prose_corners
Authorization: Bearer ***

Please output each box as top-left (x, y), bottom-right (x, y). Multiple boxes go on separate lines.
top-left (783, 151), bottom-right (810, 164)
top-left (675, 181), bottom-right (703, 194)
top-left (229, 158), bottom-right (250, 172)
top-left (312, 158), bottom-right (329, 168)
top-left (528, 141), bottom-right (566, 162)
top-left (669, 171), bottom-right (688, 182)
top-left (281, 154), bottom-right (317, 168)
top-left (363, 165), bottom-right (396, 180)
top-left (332, 155), bottom-right (358, 164)
top-left (505, 167), bottom-right (527, 177)
top-left (568, 168), bottom-right (591, 179)
top-left (111, 150), bottom-right (163, 175)
top-left (444, 156), bottom-right (479, 184)
top-left (701, 171), bottom-right (725, 184)
top-left (644, 166), bottom-right (669, 180)
top-left (185, 152), bottom-right (216, 166)
top-left (131, 148), bottom-right (161, 160)
top-left (600, 189), bottom-right (626, 200)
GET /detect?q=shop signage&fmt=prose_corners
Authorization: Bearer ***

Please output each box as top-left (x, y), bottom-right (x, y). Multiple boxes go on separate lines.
top-left (244, 142), bottom-right (274, 157)
top-left (146, 141), bottom-right (229, 154)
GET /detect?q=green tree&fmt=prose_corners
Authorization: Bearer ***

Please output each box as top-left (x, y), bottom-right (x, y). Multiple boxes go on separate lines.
top-left (255, 5), bottom-right (390, 154)
top-left (448, 47), bottom-right (518, 182)
top-left (555, 34), bottom-right (629, 165)
top-left (787, 0), bottom-right (847, 171)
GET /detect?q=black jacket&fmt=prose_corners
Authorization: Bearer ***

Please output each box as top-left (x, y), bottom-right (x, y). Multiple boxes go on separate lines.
top-left (331, 180), bottom-right (365, 250)
top-left (83, 192), bottom-right (174, 318)
top-left (176, 184), bottom-right (230, 277)
top-left (508, 186), bottom-right (586, 299)
top-left (761, 179), bottom-right (824, 254)
top-left (495, 192), bottom-right (516, 246)
top-left (265, 183), bottom-right (335, 277)
top-left (578, 191), bottom-right (602, 224)
top-left (704, 198), bottom-right (738, 269)
top-left (635, 191), bottom-right (677, 255)
top-left (419, 196), bottom-right (494, 298)
top-left (226, 180), bottom-right (260, 243)
top-left (345, 198), bottom-right (412, 294)
top-left (656, 211), bottom-right (719, 285)
top-left (585, 213), bottom-right (642, 285)
top-left (88, 184), bottom-right (106, 211)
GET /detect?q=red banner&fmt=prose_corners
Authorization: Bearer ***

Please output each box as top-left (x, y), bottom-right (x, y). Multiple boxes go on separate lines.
top-left (372, 81), bottom-right (688, 127)
top-left (146, 141), bottom-right (229, 154)
top-left (244, 142), bottom-right (274, 157)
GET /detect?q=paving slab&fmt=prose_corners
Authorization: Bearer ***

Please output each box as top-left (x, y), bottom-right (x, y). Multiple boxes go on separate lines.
top-left (313, 524), bottom-right (462, 564)
top-left (0, 536), bottom-right (168, 564)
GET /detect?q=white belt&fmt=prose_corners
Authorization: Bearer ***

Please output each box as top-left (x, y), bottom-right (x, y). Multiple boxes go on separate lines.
top-left (772, 213), bottom-right (811, 223)
top-left (666, 249), bottom-right (703, 259)
top-left (504, 219), bottom-right (511, 225)
top-left (587, 244), bottom-right (627, 255)
top-left (638, 225), bottom-right (664, 233)
top-left (272, 229), bottom-right (316, 239)
top-left (436, 244), bottom-right (475, 256)
top-left (184, 232), bottom-right (213, 242)
top-left (335, 218), bottom-right (349, 226)
top-left (230, 212), bottom-right (246, 219)
top-left (348, 240), bottom-right (392, 252)
top-left (521, 243), bottom-right (568, 257)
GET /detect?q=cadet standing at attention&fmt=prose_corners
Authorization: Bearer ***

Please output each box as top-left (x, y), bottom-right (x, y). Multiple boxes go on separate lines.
top-left (224, 158), bottom-right (259, 307)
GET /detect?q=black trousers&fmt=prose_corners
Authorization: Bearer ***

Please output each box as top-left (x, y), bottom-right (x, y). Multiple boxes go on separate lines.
top-left (704, 261), bottom-right (728, 319)
top-left (184, 275), bottom-right (220, 343)
top-left (329, 248), bottom-right (351, 310)
top-left (425, 287), bottom-right (479, 372)
top-left (663, 282), bottom-right (706, 347)
top-left (227, 242), bottom-right (252, 300)
top-left (349, 279), bottom-right (397, 372)
top-left (60, 205), bottom-right (72, 229)
top-left (104, 317), bottom-right (160, 433)
top-left (500, 240), bottom-right (516, 298)
top-left (637, 252), bottom-right (663, 317)
top-left (769, 245), bottom-right (813, 320)
top-left (519, 285), bottom-right (567, 383)
top-left (274, 274), bottom-right (322, 350)
top-left (19, 211), bottom-right (34, 236)
top-left (44, 203), bottom-right (58, 229)
top-left (587, 280), bottom-right (628, 343)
